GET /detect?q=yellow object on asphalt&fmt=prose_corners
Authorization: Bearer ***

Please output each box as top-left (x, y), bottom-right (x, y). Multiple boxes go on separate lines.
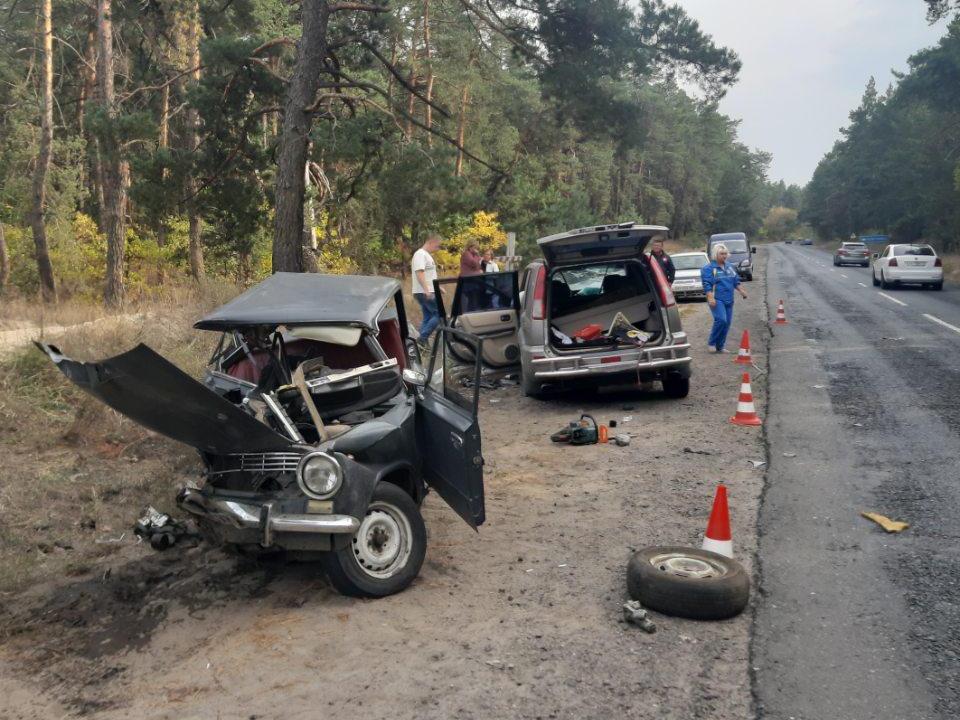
top-left (860, 512), bottom-right (910, 533)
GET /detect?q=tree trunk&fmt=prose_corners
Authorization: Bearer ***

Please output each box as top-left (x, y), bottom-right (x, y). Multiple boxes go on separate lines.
top-left (28, 0), bottom-right (58, 303)
top-left (404, 15), bottom-right (419, 140)
top-left (185, 0), bottom-right (204, 280)
top-left (423, 0), bottom-right (433, 145)
top-left (96, 0), bottom-right (128, 307)
top-left (157, 81), bottom-right (170, 247)
top-left (455, 85), bottom-right (469, 177)
top-left (0, 221), bottom-right (10, 294)
top-left (273, 0), bottom-right (331, 273)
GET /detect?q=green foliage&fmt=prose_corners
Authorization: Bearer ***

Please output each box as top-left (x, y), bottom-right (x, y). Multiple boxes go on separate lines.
top-left (803, 19), bottom-right (960, 250)
top-left (761, 206), bottom-right (799, 242)
top-left (0, 0), bottom-right (779, 300)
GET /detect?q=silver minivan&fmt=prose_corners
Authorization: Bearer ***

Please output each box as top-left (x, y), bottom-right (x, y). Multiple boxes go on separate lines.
top-left (435, 223), bottom-right (692, 399)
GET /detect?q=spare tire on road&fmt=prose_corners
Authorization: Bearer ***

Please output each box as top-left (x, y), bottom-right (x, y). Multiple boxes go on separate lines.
top-left (627, 546), bottom-right (750, 621)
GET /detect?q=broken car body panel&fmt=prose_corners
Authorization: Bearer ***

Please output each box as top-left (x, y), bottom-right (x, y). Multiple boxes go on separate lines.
top-left (37, 342), bottom-right (292, 454)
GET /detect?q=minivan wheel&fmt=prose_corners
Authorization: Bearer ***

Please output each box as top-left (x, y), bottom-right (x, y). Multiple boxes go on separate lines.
top-left (662, 372), bottom-right (690, 399)
top-left (321, 483), bottom-right (426, 598)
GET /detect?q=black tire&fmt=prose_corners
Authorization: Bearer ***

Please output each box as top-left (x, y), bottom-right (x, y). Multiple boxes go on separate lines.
top-left (934, 281), bottom-right (944, 291)
top-left (872, 269), bottom-right (880, 286)
top-left (880, 271), bottom-right (891, 289)
top-left (745, 273), bottom-right (753, 281)
top-left (321, 483), bottom-right (426, 598)
top-left (627, 546), bottom-right (750, 621)
top-left (832, 258), bottom-right (838, 266)
top-left (662, 373), bottom-right (690, 399)
top-left (520, 370), bottom-right (542, 398)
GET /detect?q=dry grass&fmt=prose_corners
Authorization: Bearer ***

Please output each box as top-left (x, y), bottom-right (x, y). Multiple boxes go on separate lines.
top-left (0, 281), bottom-right (243, 594)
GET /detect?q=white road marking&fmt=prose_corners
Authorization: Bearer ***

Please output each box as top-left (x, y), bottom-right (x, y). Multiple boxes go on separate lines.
top-left (858, 282), bottom-right (867, 288)
top-left (840, 273), bottom-right (848, 278)
top-left (878, 292), bottom-right (907, 307)
top-left (922, 313), bottom-right (960, 335)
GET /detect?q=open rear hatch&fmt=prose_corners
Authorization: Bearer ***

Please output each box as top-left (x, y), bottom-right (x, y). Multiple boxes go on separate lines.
top-left (537, 223), bottom-right (667, 267)
top-left (38, 342), bottom-right (292, 454)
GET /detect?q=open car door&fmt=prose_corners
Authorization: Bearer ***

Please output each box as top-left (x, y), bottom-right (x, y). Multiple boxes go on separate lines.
top-left (416, 326), bottom-right (485, 528)
top-left (434, 272), bottom-right (520, 368)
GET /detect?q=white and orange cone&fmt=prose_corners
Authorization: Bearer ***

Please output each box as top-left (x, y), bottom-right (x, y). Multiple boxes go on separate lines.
top-left (730, 372), bottom-right (762, 426)
top-left (734, 329), bottom-right (752, 365)
top-left (774, 299), bottom-right (788, 324)
top-left (702, 484), bottom-right (733, 558)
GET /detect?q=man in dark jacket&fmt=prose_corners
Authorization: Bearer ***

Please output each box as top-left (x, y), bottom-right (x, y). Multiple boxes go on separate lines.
top-left (649, 237), bottom-right (675, 283)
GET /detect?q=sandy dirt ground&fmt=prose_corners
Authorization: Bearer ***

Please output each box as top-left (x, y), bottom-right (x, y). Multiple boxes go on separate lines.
top-left (0, 264), bottom-right (770, 720)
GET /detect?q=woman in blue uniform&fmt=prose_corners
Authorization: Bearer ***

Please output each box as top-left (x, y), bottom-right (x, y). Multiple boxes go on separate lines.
top-left (701, 243), bottom-right (748, 352)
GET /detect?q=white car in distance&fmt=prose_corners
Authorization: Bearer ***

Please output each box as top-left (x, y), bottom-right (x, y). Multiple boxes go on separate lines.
top-left (671, 251), bottom-right (710, 300)
top-left (871, 244), bottom-right (943, 291)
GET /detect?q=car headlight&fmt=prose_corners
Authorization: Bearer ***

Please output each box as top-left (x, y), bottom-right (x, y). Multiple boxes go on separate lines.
top-left (297, 451), bottom-right (343, 499)
top-left (739, 259), bottom-right (751, 267)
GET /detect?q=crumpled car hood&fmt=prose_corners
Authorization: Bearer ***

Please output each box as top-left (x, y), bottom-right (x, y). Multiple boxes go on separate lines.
top-left (37, 342), bottom-right (292, 454)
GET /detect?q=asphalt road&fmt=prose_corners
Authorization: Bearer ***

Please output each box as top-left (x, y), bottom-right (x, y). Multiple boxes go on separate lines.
top-left (754, 243), bottom-right (960, 719)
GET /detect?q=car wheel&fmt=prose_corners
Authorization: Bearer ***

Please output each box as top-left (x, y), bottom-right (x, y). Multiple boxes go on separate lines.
top-left (321, 483), bottom-right (426, 598)
top-left (872, 269), bottom-right (880, 286)
top-left (880, 271), bottom-right (891, 289)
top-left (934, 281), bottom-right (944, 291)
top-left (662, 372), bottom-right (690, 399)
top-left (745, 273), bottom-right (753, 281)
top-left (520, 369), bottom-right (543, 398)
top-left (626, 546), bottom-right (750, 621)
top-left (832, 258), bottom-right (838, 266)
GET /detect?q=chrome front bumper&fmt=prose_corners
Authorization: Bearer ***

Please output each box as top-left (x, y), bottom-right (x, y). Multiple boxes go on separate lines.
top-left (178, 488), bottom-right (360, 547)
top-left (532, 334), bottom-right (692, 379)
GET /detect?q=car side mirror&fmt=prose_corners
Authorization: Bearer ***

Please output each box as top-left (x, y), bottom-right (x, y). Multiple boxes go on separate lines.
top-left (751, 247), bottom-right (757, 254)
top-left (872, 253), bottom-right (879, 260)
top-left (402, 368), bottom-right (427, 387)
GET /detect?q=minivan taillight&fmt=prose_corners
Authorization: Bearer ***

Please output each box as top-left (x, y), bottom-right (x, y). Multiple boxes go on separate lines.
top-left (889, 258), bottom-right (898, 267)
top-left (648, 257), bottom-right (676, 308)
top-left (531, 265), bottom-right (547, 320)
top-left (935, 258), bottom-right (943, 267)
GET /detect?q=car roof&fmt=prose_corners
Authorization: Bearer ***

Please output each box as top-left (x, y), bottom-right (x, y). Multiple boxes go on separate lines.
top-left (709, 232), bottom-right (747, 242)
top-left (673, 251), bottom-right (709, 257)
top-left (195, 272), bottom-right (400, 331)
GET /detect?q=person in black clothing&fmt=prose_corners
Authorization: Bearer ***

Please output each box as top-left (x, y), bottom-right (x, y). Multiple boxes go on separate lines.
top-left (649, 237), bottom-right (675, 283)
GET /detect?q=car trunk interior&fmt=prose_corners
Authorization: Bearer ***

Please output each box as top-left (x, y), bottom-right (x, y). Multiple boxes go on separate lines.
top-left (547, 260), bottom-right (664, 352)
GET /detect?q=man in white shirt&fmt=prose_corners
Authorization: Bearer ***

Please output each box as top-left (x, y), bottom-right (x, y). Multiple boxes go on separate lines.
top-left (412, 233), bottom-right (442, 345)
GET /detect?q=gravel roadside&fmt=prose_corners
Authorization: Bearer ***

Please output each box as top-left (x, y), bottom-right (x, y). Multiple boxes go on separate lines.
top-left (1, 259), bottom-right (770, 720)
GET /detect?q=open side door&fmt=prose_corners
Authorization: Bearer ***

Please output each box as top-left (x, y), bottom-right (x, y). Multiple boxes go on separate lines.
top-left (416, 326), bottom-right (485, 528)
top-left (434, 272), bottom-right (520, 368)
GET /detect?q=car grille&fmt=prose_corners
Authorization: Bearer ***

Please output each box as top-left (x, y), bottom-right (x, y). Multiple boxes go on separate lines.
top-left (208, 452), bottom-right (302, 476)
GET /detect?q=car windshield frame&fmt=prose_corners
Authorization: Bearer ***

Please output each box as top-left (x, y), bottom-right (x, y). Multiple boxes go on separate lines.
top-left (721, 240), bottom-right (748, 253)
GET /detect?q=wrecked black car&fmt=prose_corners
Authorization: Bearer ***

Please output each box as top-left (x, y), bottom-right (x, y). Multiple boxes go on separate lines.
top-left (39, 272), bottom-right (486, 598)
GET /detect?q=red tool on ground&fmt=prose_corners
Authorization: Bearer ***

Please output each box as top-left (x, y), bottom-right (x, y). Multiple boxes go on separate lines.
top-left (730, 372), bottom-right (762, 426)
top-left (702, 484), bottom-right (733, 558)
top-left (774, 298), bottom-right (788, 324)
top-left (734, 329), bottom-right (752, 365)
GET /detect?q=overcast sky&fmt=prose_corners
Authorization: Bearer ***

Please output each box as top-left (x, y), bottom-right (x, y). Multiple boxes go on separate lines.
top-left (672, 1), bottom-right (947, 185)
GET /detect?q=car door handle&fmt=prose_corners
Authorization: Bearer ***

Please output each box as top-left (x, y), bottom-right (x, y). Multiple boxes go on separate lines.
top-left (450, 432), bottom-right (464, 449)
top-left (500, 314), bottom-right (510, 322)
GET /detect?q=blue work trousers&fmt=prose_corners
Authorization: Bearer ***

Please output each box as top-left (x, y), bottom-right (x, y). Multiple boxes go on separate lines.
top-left (708, 300), bottom-right (735, 351)
top-left (415, 294), bottom-right (440, 343)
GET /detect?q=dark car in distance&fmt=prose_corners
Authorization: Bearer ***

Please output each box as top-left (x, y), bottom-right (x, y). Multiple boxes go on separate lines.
top-left (39, 272), bottom-right (486, 598)
top-left (707, 232), bottom-right (756, 281)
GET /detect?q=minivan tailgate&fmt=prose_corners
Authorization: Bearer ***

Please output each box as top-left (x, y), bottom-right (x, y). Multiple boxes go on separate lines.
top-left (537, 223), bottom-right (667, 267)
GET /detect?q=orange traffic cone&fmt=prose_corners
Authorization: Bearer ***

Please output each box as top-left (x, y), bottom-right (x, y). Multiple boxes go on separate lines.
top-left (702, 484), bottom-right (733, 558)
top-left (730, 372), bottom-right (762, 426)
top-left (734, 330), bottom-right (752, 365)
top-left (774, 299), bottom-right (788, 324)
